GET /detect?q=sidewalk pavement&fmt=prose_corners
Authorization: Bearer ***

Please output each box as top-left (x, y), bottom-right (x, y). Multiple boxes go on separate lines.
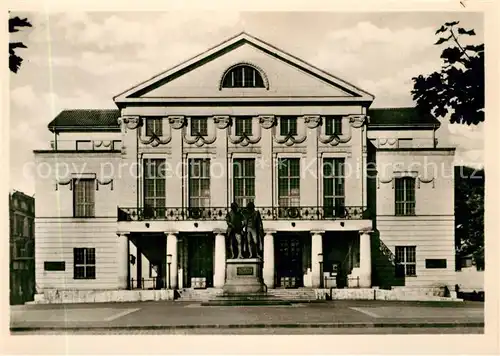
top-left (10, 300), bottom-right (484, 332)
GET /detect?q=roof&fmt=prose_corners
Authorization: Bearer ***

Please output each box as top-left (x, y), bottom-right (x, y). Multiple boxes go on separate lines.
top-left (48, 109), bottom-right (121, 133)
top-left (368, 107), bottom-right (441, 129)
top-left (114, 32), bottom-right (375, 104)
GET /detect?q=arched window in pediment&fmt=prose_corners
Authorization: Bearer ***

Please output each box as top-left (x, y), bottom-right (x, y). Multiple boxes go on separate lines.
top-left (221, 64), bottom-right (267, 89)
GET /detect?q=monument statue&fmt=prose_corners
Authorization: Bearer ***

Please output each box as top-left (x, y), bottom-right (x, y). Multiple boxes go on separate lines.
top-left (243, 202), bottom-right (264, 258)
top-left (222, 202), bottom-right (266, 295)
top-left (225, 202), bottom-right (245, 259)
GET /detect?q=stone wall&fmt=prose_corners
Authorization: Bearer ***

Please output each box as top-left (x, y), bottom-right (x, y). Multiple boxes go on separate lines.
top-left (32, 289), bottom-right (175, 304)
top-left (315, 287), bottom-right (461, 301)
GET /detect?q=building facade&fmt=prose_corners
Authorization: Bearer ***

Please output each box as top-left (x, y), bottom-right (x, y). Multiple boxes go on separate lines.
top-left (9, 191), bottom-right (35, 305)
top-left (33, 33), bottom-right (456, 298)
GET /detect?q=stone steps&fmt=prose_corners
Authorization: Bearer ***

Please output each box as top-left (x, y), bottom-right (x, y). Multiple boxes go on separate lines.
top-left (176, 288), bottom-right (319, 302)
top-left (266, 289), bottom-right (317, 301)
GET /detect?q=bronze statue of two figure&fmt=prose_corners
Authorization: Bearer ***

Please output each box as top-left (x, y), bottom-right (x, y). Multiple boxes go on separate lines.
top-left (225, 202), bottom-right (264, 259)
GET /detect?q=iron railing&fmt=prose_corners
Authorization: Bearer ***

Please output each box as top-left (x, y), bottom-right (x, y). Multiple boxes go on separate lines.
top-left (118, 206), bottom-right (368, 222)
top-left (130, 277), bottom-right (161, 290)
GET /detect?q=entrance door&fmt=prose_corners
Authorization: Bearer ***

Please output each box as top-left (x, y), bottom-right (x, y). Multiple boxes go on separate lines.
top-left (276, 235), bottom-right (303, 288)
top-left (187, 234), bottom-right (214, 288)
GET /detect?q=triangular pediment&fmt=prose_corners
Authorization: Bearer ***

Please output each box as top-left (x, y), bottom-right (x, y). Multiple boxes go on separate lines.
top-left (114, 33), bottom-right (374, 103)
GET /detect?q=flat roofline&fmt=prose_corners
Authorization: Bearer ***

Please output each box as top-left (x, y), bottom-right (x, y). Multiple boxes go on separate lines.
top-left (49, 127), bottom-right (121, 133)
top-left (367, 124), bottom-right (438, 130)
top-left (376, 147), bottom-right (456, 152)
top-left (33, 150), bottom-right (122, 154)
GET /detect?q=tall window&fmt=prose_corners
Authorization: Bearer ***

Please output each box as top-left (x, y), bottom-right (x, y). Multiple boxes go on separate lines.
top-left (145, 118), bottom-right (163, 137)
top-left (143, 159), bottom-right (166, 217)
top-left (189, 159), bottom-right (210, 208)
top-left (325, 116), bottom-right (343, 136)
top-left (233, 159), bottom-right (255, 208)
top-left (73, 247), bottom-right (96, 279)
top-left (395, 246), bottom-right (416, 276)
top-left (191, 117), bottom-right (208, 136)
top-left (235, 117), bottom-right (253, 136)
top-left (14, 214), bottom-right (24, 236)
top-left (323, 158), bottom-right (345, 217)
top-left (280, 116), bottom-right (297, 136)
top-left (278, 158), bottom-right (300, 207)
top-left (395, 177), bottom-right (416, 216)
top-left (73, 179), bottom-right (95, 218)
top-left (222, 65), bottom-right (265, 88)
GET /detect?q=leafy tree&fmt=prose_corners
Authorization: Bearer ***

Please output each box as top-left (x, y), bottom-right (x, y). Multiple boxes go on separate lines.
top-left (455, 166), bottom-right (484, 270)
top-left (412, 21), bottom-right (484, 125)
top-left (9, 15), bottom-right (32, 74)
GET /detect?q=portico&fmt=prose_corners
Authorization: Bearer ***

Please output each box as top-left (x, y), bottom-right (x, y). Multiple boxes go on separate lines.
top-left (117, 211), bottom-right (372, 291)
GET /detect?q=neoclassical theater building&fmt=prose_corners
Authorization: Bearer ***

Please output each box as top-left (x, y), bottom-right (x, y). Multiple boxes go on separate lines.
top-left (33, 33), bottom-right (456, 301)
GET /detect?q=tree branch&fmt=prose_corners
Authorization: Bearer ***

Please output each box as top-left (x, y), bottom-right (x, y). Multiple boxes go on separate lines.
top-left (449, 28), bottom-right (471, 61)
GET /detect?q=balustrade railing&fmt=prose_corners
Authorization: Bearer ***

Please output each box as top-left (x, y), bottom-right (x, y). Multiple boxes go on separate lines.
top-left (117, 206), bottom-right (368, 222)
top-left (379, 239), bottom-right (396, 265)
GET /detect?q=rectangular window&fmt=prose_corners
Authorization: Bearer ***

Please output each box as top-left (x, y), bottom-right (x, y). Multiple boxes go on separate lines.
top-left (325, 116), bottom-right (343, 136)
top-left (28, 218), bottom-right (34, 237)
top-left (395, 246), bottom-right (416, 276)
top-left (190, 117), bottom-right (208, 136)
top-left (44, 261), bottom-right (66, 271)
top-left (235, 117), bottom-right (253, 136)
top-left (145, 118), bottom-right (163, 137)
top-left (23, 216), bottom-right (30, 237)
top-left (189, 159), bottom-right (210, 208)
top-left (112, 140), bottom-right (122, 150)
top-left (279, 117), bottom-right (297, 136)
top-left (73, 248), bottom-right (96, 279)
top-left (15, 243), bottom-right (25, 259)
top-left (143, 159), bottom-right (166, 218)
top-left (76, 140), bottom-right (92, 150)
top-left (425, 259), bottom-right (447, 269)
top-left (278, 158), bottom-right (300, 207)
top-left (73, 179), bottom-right (95, 218)
top-left (323, 158), bottom-right (345, 217)
top-left (395, 177), bottom-right (416, 216)
top-left (233, 159), bottom-right (255, 208)
top-left (14, 214), bottom-right (24, 236)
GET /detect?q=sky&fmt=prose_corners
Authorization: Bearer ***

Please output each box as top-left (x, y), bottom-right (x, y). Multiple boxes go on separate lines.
top-left (9, 11), bottom-right (485, 196)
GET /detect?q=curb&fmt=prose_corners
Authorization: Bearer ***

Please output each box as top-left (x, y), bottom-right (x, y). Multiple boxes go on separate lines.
top-left (10, 321), bottom-right (484, 332)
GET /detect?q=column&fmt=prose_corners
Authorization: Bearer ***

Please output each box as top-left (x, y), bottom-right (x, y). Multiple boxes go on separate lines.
top-left (311, 231), bottom-right (324, 288)
top-left (166, 232), bottom-right (178, 289)
top-left (359, 229), bottom-right (372, 288)
top-left (117, 233), bottom-right (130, 290)
top-left (263, 231), bottom-right (275, 288)
top-left (214, 230), bottom-right (226, 288)
top-left (136, 243), bottom-right (142, 288)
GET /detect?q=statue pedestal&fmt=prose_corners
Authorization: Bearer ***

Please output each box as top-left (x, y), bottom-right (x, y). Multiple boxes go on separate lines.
top-left (223, 258), bottom-right (265, 295)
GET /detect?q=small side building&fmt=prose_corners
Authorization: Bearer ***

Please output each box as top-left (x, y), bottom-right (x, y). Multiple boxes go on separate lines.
top-left (9, 190), bottom-right (35, 305)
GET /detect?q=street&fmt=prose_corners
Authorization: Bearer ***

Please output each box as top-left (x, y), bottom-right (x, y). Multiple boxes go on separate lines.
top-left (10, 300), bottom-right (484, 334)
top-left (14, 327), bottom-right (484, 335)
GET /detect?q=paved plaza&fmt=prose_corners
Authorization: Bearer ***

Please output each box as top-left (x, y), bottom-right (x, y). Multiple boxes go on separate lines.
top-left (10, 300), bottom-right (484, 333)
